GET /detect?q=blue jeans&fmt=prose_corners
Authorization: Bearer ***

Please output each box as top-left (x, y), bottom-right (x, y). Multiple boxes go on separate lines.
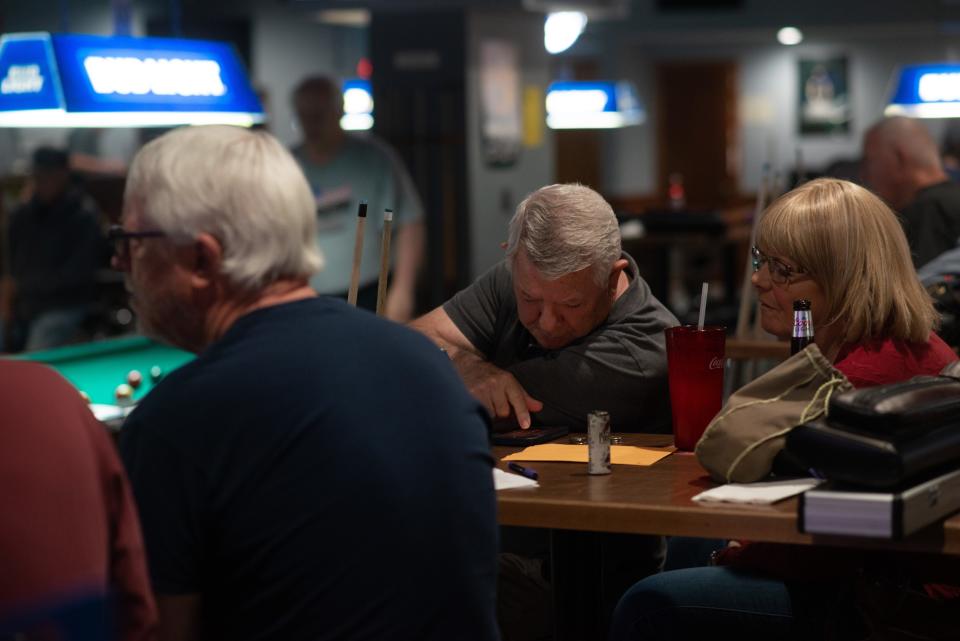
top-left (609, 566), bottom-right (803, 641)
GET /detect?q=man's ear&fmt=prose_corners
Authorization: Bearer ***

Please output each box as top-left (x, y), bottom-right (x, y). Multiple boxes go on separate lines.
top-left (186, 233), bottom-right (223, 290)
top-left (608, 258), bottom-right (629, 293)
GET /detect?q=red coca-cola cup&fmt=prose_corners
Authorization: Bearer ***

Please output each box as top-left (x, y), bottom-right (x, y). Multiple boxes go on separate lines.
top-left (665, 325), bottom-right (726, 451)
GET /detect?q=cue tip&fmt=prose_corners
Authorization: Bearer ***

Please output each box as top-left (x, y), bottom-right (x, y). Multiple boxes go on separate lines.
top-left (384, 208), bottom-right (393, 222)
top-left (357, 202), bottom-right (368, 217)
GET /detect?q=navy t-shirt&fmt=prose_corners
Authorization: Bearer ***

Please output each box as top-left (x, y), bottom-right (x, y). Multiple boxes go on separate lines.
top-left (120, 298), bottom-right (498, 641)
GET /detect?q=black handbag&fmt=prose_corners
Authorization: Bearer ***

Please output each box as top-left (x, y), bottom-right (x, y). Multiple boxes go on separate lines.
top-left (825, 376), bottom-right (960, 438)
top-left (785, 367), bottom-right (960, 489)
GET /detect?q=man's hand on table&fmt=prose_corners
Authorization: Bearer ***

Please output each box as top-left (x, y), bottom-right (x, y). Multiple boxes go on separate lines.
top-left (454, 352), bottom-right (543, 429)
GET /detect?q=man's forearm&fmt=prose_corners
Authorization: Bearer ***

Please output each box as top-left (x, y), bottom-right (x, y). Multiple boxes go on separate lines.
top-left (408, 307), bottom-right (482, 361)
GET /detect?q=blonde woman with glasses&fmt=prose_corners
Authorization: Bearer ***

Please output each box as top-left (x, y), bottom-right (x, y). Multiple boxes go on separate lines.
top-left (610, 177), bottom-right (958, 641)
top-left (748, 177), bottom-right (954, 383)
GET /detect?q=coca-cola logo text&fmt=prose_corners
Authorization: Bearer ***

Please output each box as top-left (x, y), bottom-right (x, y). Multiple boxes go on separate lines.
top-left (708, 357), bottom-right (724, 370)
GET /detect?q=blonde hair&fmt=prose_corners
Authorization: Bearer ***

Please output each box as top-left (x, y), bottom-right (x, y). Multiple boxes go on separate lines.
top-left (756, 177), bottom-right (937, 344)
top-left (505, 183), bottom-right (621, 286)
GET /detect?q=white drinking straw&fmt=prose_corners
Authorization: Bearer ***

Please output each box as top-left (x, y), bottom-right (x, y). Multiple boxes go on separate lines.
top-left (697, 282), bottom-right (709, 331)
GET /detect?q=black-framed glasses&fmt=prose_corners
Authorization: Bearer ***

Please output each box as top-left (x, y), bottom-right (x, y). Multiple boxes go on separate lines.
top-left (107, 225), bottom-right (167, 263)
top-left (751, 246), bottom-right (806, 286)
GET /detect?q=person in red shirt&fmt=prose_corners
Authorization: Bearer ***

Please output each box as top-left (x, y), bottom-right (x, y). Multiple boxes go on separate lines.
top-left (610, 178), bottom-right (958, 641)
top-left (0, 361), bottom-right (156, 640)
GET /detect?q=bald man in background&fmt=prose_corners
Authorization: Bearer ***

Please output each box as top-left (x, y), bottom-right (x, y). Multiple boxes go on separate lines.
top-left (862, 116), bottom-right (960, 266)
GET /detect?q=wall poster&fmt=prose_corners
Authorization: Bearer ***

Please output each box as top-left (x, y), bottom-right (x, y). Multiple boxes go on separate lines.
top-left (798, 57), bottom-right (850, 135)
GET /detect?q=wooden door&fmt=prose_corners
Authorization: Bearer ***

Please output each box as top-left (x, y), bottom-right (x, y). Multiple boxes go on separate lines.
top-left (656, 61), bottom-right (739, 209)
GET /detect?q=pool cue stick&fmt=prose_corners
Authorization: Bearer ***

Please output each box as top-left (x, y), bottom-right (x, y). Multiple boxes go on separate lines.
top-left (347, 202), bottom-right (368, 306)
top-left (375, 209), bottom-right (393, 316)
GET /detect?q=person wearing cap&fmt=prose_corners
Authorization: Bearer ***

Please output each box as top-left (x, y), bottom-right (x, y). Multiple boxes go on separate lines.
top-left (1, 147), bottom-right (107, 352)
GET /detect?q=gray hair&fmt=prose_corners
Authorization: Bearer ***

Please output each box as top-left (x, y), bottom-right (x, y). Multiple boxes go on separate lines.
top-left (505, 183), bottom-right (621, 285)
top-left (125, 125), bottom-right (323, 292)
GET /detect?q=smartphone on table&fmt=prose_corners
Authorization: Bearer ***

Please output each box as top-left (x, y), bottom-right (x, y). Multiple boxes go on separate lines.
top-left (490, 419), bottom-right (569, 446)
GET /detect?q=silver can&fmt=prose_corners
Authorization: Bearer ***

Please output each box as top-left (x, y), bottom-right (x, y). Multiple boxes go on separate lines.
top-left (587, 410), bottom-right (611, 475)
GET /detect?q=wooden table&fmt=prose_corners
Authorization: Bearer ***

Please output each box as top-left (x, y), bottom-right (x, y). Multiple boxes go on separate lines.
top-left (495, 434), bottom-right (960, 640)
top-left (495, 433), bottom-right (960, 556)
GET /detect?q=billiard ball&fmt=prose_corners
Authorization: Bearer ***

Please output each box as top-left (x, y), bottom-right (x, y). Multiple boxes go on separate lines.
top-left (115, 383), bottom-right (134, 404)
top-left (149, 366), bottom-right (163, 384)
top-left (127, 370), bottom-right (143, 390)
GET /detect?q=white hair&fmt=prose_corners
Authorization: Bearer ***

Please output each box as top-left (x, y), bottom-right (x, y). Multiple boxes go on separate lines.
top-left (125, 125), bottom-right (323, 292)
top-left (505, 183), bottom-right (621, 285)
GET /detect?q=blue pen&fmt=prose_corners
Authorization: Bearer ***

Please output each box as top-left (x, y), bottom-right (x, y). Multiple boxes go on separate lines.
top-left (508, 462), bottom-right (539, 481)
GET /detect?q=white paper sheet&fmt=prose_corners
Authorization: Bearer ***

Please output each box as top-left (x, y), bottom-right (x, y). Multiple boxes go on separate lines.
top-left (494, 467), bottom-right (539, 490)
top-left (692, 478), bottom-right (823, 505)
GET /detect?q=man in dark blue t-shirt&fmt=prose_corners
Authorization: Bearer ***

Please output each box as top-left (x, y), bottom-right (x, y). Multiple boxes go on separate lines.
top-left (114, 125), bottom-right (498, 641)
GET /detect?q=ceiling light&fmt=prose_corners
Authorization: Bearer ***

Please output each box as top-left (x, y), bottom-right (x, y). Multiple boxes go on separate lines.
top-left (544, 11), bottom-right (588, 55)
top-left (314, 10), bottom-right (370, 28)
top-left (777, 27), bottom-right (803, 46)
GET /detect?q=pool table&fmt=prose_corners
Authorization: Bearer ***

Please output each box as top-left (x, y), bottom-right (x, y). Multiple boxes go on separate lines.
top-left (11, 335), bottom-right (194, 406)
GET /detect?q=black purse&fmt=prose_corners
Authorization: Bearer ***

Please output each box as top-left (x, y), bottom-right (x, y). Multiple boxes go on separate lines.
top-left (785, 364), bottom-right (960, 489)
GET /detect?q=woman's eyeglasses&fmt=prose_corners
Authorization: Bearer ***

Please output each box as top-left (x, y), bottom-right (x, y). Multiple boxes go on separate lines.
top-left (751, 246), bottom-right (806, 286)
top-left (107, 225), bottom-right (167, 263)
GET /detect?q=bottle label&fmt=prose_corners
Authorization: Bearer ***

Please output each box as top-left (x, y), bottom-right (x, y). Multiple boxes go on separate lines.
top-left (793, 311), bottom-right (813, 338)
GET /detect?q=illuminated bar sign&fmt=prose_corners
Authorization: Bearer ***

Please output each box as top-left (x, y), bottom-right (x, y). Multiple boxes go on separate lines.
top-left (0, 32), bottom-right (264, 127)
top-left (885, 63), bottom-right (960, 119)
top-left (545, 80), bottom-right (645, 129)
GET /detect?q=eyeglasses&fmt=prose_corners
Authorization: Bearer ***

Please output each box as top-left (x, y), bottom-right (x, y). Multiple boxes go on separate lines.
top-left (751, 246), bottom-right (806, 286)
top-left (107, 225), bottom-right (167, 264)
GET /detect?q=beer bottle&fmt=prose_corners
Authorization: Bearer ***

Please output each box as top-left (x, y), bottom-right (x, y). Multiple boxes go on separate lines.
top-left (791, 299), bottom-right (813, 355)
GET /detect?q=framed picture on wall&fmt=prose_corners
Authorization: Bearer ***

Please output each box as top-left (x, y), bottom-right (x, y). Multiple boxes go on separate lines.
top-left (798, 57), bottom-right (851, 135)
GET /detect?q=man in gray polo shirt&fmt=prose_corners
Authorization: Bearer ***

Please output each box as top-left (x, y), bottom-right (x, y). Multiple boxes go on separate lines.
top-left (412, 182), bottom-right (677, 433)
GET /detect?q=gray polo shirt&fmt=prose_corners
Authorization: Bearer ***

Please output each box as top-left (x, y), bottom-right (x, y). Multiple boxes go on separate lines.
top-left (444, 252), bottom-right (677, 432)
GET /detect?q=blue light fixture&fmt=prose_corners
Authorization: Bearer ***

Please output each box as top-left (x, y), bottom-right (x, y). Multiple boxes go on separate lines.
top-left (0, 32), bottom-right (264, 127)
top-left (340, 78), bottom-right (373, 131)
top-left (545, 80), bottom-right (645, 129)
top-left (885, 63), bottom-right (960, 119)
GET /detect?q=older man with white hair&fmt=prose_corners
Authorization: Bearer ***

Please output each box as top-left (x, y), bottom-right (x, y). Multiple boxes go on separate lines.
top-left (113, 125), bottom-right (498, 641)
top-left (863, 115), bottom-right (960, 267)
top-left (412, 183), bottom-right (677, 433)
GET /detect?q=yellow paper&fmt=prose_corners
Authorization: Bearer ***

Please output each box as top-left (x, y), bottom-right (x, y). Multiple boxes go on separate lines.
top-left (502, 444), bottom-right (675, 466)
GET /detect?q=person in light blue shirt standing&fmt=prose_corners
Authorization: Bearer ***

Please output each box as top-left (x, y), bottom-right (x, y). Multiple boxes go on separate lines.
top-left (292, 75), bottom-right (425, 321)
